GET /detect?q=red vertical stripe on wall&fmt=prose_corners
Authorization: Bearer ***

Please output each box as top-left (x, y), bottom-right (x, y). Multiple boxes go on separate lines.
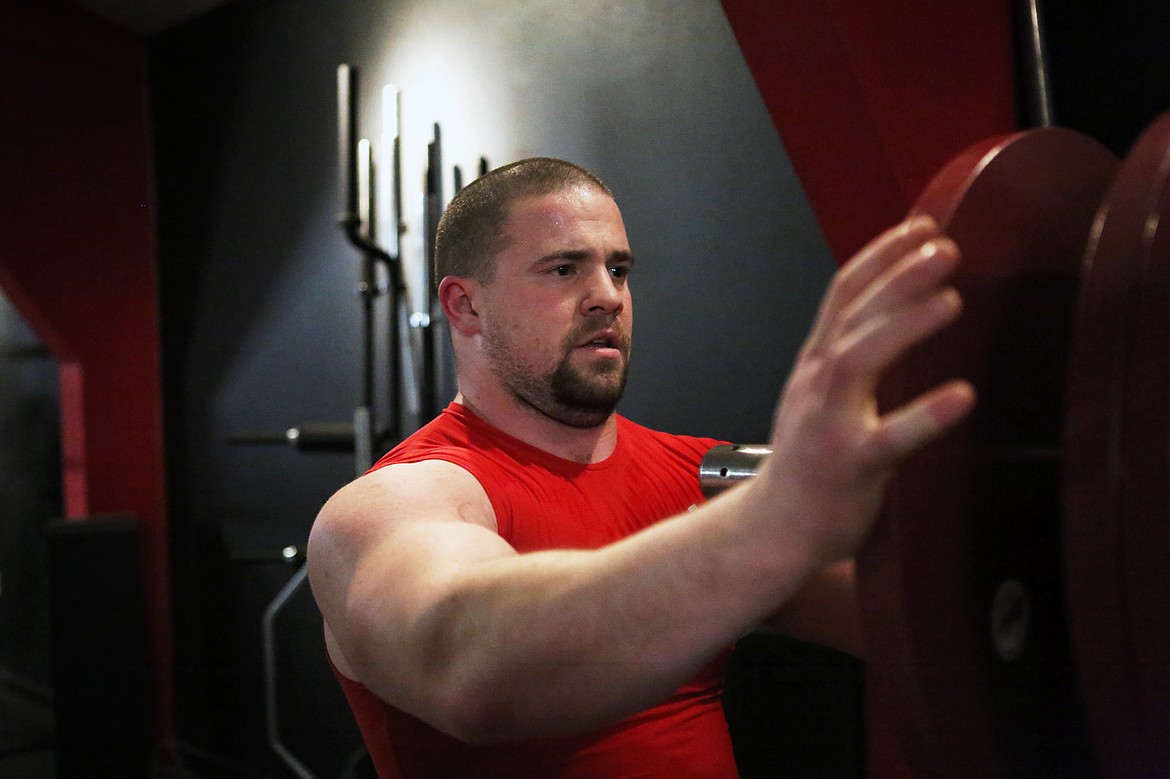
top-left (719, 0), bottom-right (1017, 264)
top-left (0, 2), bottom-right (173, 759)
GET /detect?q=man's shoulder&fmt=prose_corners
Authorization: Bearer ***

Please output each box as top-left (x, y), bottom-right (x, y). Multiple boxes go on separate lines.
top-left (371, 404), bottom-right (479, 468)
top-left (370, 402), bottom-right (539, 478)
top-left (615, 414), bottom-right (725, 457)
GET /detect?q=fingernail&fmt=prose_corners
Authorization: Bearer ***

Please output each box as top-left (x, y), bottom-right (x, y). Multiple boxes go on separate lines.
top-left (922, 236), bottom-right (958, 259)
top-left (906, 213), bottom-right (938, 232)
top-left (939, 287), bottom-right (963, 315)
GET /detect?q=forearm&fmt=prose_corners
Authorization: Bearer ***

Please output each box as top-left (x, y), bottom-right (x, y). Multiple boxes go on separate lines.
top-left (761, 559), bottom-right (863, 657)
top-left (368, 479), bottom-right (824, 742)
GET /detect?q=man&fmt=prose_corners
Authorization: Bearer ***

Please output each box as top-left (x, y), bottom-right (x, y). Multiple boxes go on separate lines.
top-left (307, 157), bottom-right (973, 777)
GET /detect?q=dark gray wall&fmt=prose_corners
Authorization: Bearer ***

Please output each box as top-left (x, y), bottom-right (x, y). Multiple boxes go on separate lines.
top-left (151, 0), bottom-right (844, 775)
top-left (0, 294), bottom-right (59, 690)
top-left (0, 292), bottom-right (58, 758)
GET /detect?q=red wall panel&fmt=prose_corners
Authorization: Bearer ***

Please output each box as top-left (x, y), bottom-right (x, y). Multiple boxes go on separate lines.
top-left (720, 0), bottom-right (1017, 264)
top-left (0, 1), bottom-right (173, 754)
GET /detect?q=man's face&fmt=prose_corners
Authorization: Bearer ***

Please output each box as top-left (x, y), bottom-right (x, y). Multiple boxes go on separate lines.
top-left (476, 185), bottom-right (634, 429)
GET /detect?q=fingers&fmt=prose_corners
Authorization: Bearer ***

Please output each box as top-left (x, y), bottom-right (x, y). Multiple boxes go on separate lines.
top-left (806, 215), bottom-right (946, 352)
top-left (840, 236), bottom-right (960, 338)
top-left (803, 214), bottom-right (964, 409)
top-left (866, 379), bottom-right (976, 465)
top-left (793, 213), bottom-right (974, 463)
top-left (829, 284), bottom-right (963, 389)
top-left (759, 216), bottom-right (974, 565)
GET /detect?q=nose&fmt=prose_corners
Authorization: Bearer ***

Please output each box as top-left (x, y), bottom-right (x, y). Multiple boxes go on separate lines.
top-left (581, 265), bottom-right (625, 316)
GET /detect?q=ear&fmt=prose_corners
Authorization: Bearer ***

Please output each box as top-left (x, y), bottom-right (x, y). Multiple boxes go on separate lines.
top-left (438, 276), bottom-right (482, 336)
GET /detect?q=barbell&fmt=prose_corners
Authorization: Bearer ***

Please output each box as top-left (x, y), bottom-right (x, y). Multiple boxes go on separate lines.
top-left (700, 113), bottom-right (1170, 778)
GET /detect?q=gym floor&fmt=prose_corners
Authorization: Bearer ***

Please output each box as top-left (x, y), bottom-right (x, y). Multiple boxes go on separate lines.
top-left (0, 749), bottom-right (53, 779)
top-left (0, 684), bottom-right (53, 779)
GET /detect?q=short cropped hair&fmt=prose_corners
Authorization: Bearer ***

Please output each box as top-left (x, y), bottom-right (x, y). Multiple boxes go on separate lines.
top-left (433, 157), bottom-right (612, 285)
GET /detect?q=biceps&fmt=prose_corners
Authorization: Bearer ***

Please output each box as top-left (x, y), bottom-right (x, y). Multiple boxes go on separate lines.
top-left (336, 521), bottom-right (518, 665)
top-left (308, 459), bottom-right (500, 633)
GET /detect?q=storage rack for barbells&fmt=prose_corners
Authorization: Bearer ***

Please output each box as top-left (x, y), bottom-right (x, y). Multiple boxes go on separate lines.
top-left (225, 63), bottom-right (490, 776)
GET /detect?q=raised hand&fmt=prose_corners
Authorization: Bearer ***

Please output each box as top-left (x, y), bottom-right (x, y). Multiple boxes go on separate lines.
top-left (759, 216), bottom-right (976, 564)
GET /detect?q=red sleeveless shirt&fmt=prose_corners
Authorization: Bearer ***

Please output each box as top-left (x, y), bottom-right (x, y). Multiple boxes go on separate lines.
top-left (331, 402), bottom-right (737, 778)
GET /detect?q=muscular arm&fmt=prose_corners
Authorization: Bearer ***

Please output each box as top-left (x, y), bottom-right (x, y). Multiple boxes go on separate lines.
top-left (307, 216), bottom-right (974, 744)
top-left (310, 457), bottom-right (830, 743)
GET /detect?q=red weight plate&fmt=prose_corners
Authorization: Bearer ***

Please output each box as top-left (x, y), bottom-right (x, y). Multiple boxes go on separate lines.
top-left (1063, 110), bottom-right (1170, 777)
top-left (858, 128), bottom-right (1118, 777)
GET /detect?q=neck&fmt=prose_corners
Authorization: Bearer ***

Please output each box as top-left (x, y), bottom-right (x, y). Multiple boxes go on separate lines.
top-left (454, 389), bottom-right (619, 464)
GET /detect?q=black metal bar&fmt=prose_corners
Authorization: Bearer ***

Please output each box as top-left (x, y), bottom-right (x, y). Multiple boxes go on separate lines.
top-left (340, 65), bottom-right (376, 472)
top-left (262, 565), bottom-right (314, 779)
top-left (227, 422), bottom-right (382, 452)
top-left (337, 64), bottom-right (411, 462)
top-left (420, 123), bottom-right (443, 422)
top-left (337, 65), bottom-right (404, 288)
top-left (1013, 0), bottom-right (1056, 128)
top-left (337, 64), bottom-right (359, 227)
top-left (388, 89), bottom-right (405, 443)
top-left (359, 140), bottom-right (377, 461)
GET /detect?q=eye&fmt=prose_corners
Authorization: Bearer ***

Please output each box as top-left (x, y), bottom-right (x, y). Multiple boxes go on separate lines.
top-left (610, 264), bottom-right (631, 280)
top-left (551, 264), bottom-right (574, 277)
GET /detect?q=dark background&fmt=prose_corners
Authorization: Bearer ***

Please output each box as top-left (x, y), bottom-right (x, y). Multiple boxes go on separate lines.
top-left (0, 0), bottom-right (1167, 777)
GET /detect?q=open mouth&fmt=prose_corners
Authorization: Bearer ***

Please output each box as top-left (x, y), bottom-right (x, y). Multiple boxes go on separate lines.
top-left (575, 329), bottom-right (625, 357)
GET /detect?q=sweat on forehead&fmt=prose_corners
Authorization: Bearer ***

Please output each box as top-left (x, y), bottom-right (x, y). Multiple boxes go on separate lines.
top-left (502, 186), bottom-right (597, 231)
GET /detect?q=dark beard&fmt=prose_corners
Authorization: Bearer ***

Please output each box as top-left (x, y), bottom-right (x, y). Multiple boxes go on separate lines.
top-left (490, 323), bottom-right (631, 429)
top-left (545, 351), bottom-right (629, 428)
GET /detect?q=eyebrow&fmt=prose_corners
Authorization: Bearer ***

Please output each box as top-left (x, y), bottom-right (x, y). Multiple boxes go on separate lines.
top-left (537, 249), bottom-right (636, 265)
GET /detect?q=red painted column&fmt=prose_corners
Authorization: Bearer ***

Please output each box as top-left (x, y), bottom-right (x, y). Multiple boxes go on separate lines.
top-left (720, 0), bottom-right (1017, 263)
top-left (0, 2), bottom-right (173, 759)
top-left (718, 1), bottom-right (1018, 773)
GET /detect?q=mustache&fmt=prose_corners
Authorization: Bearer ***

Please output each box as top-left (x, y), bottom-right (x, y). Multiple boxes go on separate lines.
top-left (566, 318), bottom-right (631, 351)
